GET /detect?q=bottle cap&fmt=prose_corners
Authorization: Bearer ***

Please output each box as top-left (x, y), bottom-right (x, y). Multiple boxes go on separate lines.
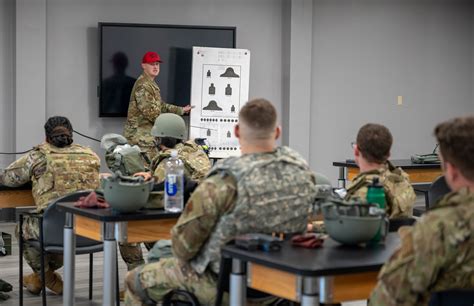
top-left (170, 150), bottom-right (178, 158)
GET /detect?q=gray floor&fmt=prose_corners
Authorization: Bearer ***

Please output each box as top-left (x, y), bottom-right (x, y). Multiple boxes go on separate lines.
top-left (0, 220), bottom-right (370, 306)
top-left (0, 222), bottom-right (130, 306)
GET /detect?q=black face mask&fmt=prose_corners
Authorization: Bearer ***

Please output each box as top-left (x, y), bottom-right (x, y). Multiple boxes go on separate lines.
top-left (154, 138), bottom-right (162, 148)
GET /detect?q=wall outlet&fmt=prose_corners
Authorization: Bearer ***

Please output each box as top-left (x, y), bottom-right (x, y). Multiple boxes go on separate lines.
top-left (397, 96), bottom-right (403, 105)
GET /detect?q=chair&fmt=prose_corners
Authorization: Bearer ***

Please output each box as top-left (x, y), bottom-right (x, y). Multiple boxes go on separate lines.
top-left (19, 191), bottom-right (104, 306)
top-left (427, 176), bottom-right (451, 209)
top-left (429, 289), bottom-right (474, 306)
top-left (388, 217), bottom-right (416, 232)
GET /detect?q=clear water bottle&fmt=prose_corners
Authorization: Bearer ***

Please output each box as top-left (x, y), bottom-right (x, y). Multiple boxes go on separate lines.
top-left (164, 150), bottom-right (184, 212)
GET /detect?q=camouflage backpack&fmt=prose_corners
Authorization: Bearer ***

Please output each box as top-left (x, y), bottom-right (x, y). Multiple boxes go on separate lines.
top-left (101, 133), bottom-right (147, 176)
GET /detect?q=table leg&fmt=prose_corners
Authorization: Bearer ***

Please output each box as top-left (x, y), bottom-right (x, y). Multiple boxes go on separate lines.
top-left (229, 259), bottom-right (246, 306)
top-left (318, 276), bottom-right (334, 304)
top-left (103, 222), bottom-right (117, 306)
top-left (301, 276), bottom-right (319, 306)
top-left (63, 212), bottom-right (76, 306)
top-left (338, 167), bottom-right (346, 188)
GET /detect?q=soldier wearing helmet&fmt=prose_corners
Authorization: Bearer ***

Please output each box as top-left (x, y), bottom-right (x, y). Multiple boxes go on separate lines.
top-left (118, 113), bottom-right (211, 299)
top-left (123, 51), bottom-right (192, 163)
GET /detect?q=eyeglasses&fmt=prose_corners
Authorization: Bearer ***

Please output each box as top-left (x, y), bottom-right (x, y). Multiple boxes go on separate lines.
top-left (146, 62), bottom-right (160, 67)
top-left (350, 142), bottom-right (357, 149)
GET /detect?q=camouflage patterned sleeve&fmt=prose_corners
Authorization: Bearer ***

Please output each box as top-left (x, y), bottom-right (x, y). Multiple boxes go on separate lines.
top-left (171, 173), bottom-right (237, 261)
top-left (152, 162), bottom-right (166, 184)
top-left (160, 102), bottom-right (184, 116)
top-left (134, 84), bottom-right (162, 123)
top-left (369, 218), bottom-right (449, 306)
top-left (0, 151), bottom-right (45, 187)
top-left (346, 185), bottom-right (369, 202)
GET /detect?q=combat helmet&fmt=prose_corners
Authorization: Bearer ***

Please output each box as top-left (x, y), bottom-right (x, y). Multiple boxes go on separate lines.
top-left (101, 172), bottom-right (154, 213)
top-left (151, 113), bottom-right (187, 140)
top-left (321, 198), bottom-right (386, 245)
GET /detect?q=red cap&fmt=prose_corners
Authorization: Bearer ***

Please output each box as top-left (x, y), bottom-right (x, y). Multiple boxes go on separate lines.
top-left (142, 51), bottom-right (162, 64)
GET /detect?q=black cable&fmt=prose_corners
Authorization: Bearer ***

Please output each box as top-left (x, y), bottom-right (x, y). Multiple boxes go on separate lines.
top-left (432, 143), bottom-right (439, 154)
top-left (0, 130), bottom-right (100, 155)
top-left (0, 149), bottom-right (33, 155)
top-left (73, 130), bottom-right (101, 143)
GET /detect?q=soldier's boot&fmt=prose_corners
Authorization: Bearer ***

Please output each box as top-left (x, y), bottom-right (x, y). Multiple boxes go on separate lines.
top-left (23, 273), bottom-right (42, 295)
top-left (0, 279), bottom-right (12, 292)
top-left (44, 271), bottom-right (63, 295)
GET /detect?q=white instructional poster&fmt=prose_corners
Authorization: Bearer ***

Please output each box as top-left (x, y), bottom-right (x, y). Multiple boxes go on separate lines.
top-left (189, 47), bottom-right (251, 159)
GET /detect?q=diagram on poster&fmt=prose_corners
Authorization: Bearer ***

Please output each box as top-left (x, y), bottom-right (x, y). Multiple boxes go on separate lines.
top-left (190, 47), bottom-right (250, 158)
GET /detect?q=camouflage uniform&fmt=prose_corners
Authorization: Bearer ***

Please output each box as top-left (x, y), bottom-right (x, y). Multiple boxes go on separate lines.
top-left (119, 140), bottom-right (212, 271)
top-left (369, 188), bottom-right (474, 306)
top-left (345, 161), bottom-right (416, 218)
top-left (0, 143), bottom-right (100, 273)
top-left (123, 73), bottom-right (184, 162)
top-left (124, 147), bottom-right (317, 306)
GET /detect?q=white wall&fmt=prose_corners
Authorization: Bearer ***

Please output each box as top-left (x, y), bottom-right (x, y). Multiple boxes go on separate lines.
top-left (310, 0), bottom-right (474, 183)
top-left (0, 0), bottom-right (14, 168)
top-left (45, 0), bottom-right (285, 159)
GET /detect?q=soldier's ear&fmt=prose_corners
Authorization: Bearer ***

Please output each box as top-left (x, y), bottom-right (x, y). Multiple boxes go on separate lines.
top-left (234, 124), bottom-right (240, 139)
top-left (275, 125), bottom-right (281, 140)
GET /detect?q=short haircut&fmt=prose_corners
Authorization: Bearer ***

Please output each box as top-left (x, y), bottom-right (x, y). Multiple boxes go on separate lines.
top-left (356, 123), bottom-right (393, 164)
top-left (435, 116), bottom-right (474, 181)
top-left (44, 116), bottom-right (73, 148)
top-left (239, 98), bottom-right (277, 140)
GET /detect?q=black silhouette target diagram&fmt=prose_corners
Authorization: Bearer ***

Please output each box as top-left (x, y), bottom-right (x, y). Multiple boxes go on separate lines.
top-left (189, 47), bottom-right (251, 158)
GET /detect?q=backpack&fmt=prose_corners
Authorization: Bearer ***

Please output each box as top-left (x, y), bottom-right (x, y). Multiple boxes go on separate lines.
top-left (105, 144), bottom-right (147, 176)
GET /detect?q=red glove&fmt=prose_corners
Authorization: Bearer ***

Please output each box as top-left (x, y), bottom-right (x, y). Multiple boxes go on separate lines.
top-left (74, 192), bottom-right (110, 208)
top-left (291, 233), bottom-right (324, 248)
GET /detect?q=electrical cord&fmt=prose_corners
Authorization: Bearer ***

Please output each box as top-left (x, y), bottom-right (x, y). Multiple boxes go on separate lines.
top-left (73, 130), bottom-right (101, 142)
top-left (0, 129), bottom-right (101, 155)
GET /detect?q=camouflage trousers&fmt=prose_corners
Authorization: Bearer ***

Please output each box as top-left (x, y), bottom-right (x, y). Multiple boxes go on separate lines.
top-left (119, 242), bottom-right (154, 271)
top-left (15, 216), bottom-right (63, 273)
top-left (124, 257), bottom-right (218, 306)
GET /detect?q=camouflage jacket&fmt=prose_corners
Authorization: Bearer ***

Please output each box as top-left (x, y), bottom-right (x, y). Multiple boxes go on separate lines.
top-left (369, 188), bottom-right (474, 306)
top-left (150, 140), bottom-right (211, 184)
top-left (0, 143), bottom-right (100, 212)
top-left (172, 146), bottom-right (317, 274)
top-left (123, 73), bottom-right (184, 160)
top-left (345, 161), bottom-right (416, 218)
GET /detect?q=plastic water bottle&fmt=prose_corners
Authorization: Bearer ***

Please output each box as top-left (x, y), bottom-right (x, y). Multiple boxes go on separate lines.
top-left (366, 177), bottom-right (386, 243)
top-left (164, 150), bottom-right (184, 212)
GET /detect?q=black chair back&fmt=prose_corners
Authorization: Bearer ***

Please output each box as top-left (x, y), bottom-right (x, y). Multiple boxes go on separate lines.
top-left (388, 217), bottom-right (416, 232)
top-left (42, 190), bottom-right (100, 248)
top-left (429, 289), bottom-right (474, 306)
top-left (428, 176), bottom-right (451, 209)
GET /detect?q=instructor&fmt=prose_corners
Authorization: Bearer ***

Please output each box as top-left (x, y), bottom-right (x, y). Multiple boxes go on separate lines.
top-left (124, 51), bottom-right (192, 162)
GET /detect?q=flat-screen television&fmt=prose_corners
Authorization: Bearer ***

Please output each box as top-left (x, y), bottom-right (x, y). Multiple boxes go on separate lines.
top-left (99, 22), bottom-right (236, 117)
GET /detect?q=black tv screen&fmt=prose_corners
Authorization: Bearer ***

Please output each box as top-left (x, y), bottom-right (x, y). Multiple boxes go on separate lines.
top-left (99, 23), bottom-right (236, 117)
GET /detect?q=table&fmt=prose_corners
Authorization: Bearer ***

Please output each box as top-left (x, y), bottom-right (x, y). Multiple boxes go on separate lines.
top-left (222, 233), bottom-right (400, 306)
top-left (0, 184), bottom-right (34, 208)
top-left (57, 202), bottom-right (180, 306)
top-left (333, 159), bottom-right (442, 188)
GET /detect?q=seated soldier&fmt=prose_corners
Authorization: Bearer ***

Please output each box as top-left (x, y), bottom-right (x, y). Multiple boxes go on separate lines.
top-left (345, 123), bottom-right (416, 218)
top-left (369, 116), bottom-right (474, 306)
top-left (118, 113), bottom-right (212, 299)
top-left (0, 116), bottom-right (100, 295)
top-left (135, 112), bottom-right (211, 184)
top-left (123, 98), bottom-right (317, 305)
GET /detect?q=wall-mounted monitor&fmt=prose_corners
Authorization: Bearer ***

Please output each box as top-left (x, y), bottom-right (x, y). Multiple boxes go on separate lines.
top-left (99, 22), bottom-right (236, 117)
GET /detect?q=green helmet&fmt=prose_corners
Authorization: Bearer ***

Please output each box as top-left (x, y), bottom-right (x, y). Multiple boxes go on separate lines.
top-left (151, 113), bottom-right (187, 139)
top-left (321, 199), bottom-right (386, 245)
top-left (101, 172), bottom-right (154, 213)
